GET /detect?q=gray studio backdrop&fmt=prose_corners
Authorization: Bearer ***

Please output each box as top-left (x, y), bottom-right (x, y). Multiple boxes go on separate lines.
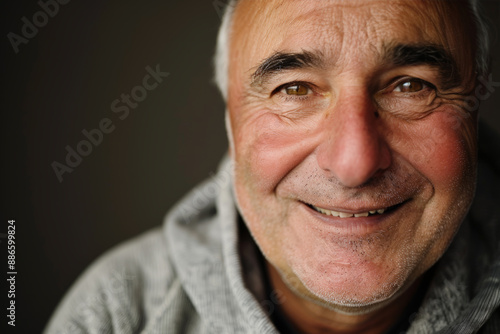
top-left (1, 0), bottom-right (499, 332)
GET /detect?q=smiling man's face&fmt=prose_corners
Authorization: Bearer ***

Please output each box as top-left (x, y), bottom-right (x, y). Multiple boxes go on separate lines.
top-left (227, 0), bottom-right (478, 311)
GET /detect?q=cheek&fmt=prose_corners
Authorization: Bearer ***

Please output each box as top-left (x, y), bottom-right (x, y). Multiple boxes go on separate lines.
top-left (233, 112), bottom-right (321, 192)
top-left (391, 110), bottom-right (476, 189)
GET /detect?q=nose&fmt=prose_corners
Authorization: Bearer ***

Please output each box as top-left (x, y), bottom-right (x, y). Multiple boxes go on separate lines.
top-left (316, 89), bottom-right (391, 187)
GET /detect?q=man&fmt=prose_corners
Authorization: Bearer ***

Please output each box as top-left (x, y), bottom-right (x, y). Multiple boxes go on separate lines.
top-left (45, 0), bottom-right (500, 333)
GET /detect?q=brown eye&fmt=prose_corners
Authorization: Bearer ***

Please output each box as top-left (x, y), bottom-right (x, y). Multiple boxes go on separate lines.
top-left (284, 84), bottom-right (310, 95)
top-left (394, 79), bottom-right (425, 93)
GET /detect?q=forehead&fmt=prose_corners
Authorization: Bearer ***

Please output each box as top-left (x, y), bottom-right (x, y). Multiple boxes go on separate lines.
top-left (231, 0), bottom-right (460, 72)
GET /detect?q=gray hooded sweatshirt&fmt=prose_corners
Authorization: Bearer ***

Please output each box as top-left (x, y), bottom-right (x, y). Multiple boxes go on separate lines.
top-left (44, 128), bottom-right (500, 334)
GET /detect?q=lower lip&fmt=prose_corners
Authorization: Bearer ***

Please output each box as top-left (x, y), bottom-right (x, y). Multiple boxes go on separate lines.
top-left (301, 201), bottom-right (405, 235)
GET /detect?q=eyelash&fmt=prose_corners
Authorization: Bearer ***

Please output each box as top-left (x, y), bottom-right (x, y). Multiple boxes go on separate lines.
top-left (390, 77), bottom-right (437, 96)
top-left (271, 81), bottom-right (314, 101)
top-left (270, 77), bottom-right (437, 102)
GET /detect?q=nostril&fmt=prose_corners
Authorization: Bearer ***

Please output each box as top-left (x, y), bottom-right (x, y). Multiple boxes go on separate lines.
top-left (316, 133), bottom-right (392, 188)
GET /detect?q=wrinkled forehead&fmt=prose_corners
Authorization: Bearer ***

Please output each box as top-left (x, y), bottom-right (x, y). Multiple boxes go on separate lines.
top-left (230, 0), bottom-right (473, 78)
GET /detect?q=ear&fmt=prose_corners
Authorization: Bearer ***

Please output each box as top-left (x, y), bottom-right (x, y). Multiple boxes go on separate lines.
top-left (225, 109), bottom-right (235, 158)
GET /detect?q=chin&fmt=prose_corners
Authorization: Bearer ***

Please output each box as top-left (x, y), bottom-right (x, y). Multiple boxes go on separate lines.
top-left (278, 261), bottom-right (419, 315)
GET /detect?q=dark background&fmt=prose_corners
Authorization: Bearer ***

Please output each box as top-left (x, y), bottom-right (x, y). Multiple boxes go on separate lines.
top-left (1, 0), bottom-right (499, 332)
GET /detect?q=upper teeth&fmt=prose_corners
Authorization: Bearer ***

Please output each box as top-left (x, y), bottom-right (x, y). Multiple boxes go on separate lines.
top-left (312, 205), bottom-right (385, 218)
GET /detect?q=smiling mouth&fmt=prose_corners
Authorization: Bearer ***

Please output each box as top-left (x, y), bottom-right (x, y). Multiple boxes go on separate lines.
top-left (306, 201), bottom-right (406, 218)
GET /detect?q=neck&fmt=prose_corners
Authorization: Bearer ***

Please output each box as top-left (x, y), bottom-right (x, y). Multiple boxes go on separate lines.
top-left (267, 262), bottom-right (424, 334)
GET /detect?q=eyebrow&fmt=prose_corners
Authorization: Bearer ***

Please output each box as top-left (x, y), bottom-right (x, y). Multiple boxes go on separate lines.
top-left (251, 50), bottom-right (325, 86)
top-left (250, 44), bottom-right (460, 89)
top-left (384, 43), bottom-right (461, 87)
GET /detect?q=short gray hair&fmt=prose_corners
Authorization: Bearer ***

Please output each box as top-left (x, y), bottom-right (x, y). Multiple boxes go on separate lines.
top-left (469, 0), bottom-right (491, 77)
top-left (213, 0), bottom-right (491, 101)
top-left (214, 0), bottom-right (239, 101)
